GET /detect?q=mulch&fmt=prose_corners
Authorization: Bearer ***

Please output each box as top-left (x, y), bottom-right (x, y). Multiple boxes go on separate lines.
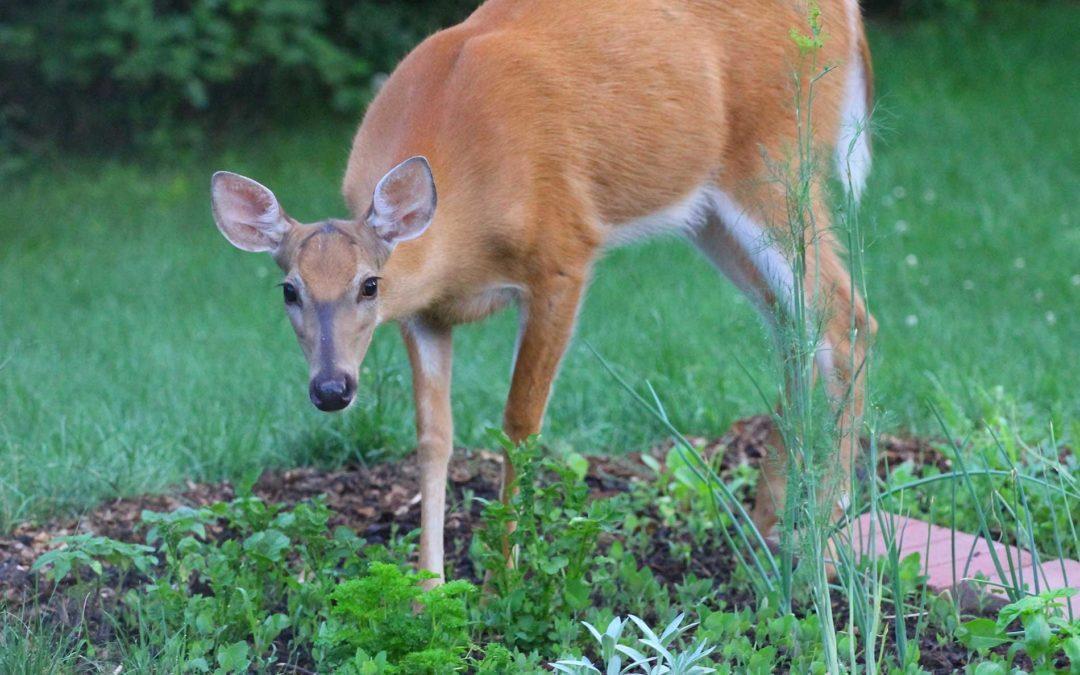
top-left (1, 416), bottom-right (981, 670)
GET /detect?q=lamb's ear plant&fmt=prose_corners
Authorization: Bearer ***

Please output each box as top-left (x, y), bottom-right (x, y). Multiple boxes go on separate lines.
top-left (550, 616), bottom-right (636, 675)
top-left (552, 613), bottom-right (716, 675)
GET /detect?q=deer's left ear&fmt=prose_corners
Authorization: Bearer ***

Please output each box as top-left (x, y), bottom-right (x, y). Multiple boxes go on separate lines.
top-left (210, 171), bottom-right (292, 253)
top-left (367, 156), bottom-right (437, 245)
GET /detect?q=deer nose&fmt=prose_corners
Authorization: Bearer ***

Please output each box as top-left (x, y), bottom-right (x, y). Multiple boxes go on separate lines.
top-left (309, 374), bottom-right (355, 412)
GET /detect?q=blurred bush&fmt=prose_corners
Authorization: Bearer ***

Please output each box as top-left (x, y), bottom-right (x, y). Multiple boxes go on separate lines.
top-left (862, 0), bottom-right (977, 20)
top-left (0, 0), bottom-right (994, 158)
top-left (0, 0), bottom-right (479, 154)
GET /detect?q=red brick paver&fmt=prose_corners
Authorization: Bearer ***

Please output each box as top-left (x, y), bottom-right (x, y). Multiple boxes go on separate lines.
top-left (842, 513), bottom-right (1079, 615)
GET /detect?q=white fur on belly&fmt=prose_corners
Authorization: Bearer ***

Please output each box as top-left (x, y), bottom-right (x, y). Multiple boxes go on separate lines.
top-left (603, 186), bottom-right (713, 249)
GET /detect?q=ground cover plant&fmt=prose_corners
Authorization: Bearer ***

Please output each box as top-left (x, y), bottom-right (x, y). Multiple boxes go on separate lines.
top-left (1, 1), bottom-right (1078, 673)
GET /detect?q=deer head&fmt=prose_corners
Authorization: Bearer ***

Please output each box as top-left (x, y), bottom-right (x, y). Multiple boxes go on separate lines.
top-left (210, 157), bottom-right (436, 411)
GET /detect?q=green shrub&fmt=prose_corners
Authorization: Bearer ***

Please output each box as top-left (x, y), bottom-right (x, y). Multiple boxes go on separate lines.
top-left (0, 0), bottom-right (480, 152)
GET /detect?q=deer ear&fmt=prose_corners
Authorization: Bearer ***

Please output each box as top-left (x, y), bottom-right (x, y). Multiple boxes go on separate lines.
top-left (367, 156), bottom-right (437, 245)
top-left (211, 171), bottom-right (291, 253)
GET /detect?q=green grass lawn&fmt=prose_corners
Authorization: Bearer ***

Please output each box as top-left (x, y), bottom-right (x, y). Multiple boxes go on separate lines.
top-left (0, 2), bottom-right (1077, 530)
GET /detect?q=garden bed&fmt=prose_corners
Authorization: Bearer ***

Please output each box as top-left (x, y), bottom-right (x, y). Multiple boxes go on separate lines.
top-left (1, 418), bottom-right (1025, 671)
top-left (0, 417), bottom-right (948, 603)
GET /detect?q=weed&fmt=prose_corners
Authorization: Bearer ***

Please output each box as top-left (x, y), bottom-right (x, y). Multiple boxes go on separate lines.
top-left (471, 431), bottom-right (622, 654)
top-left (957, 589), bottom-right (1080, 672)
top-left (32, 534), bottom-right (156, 585)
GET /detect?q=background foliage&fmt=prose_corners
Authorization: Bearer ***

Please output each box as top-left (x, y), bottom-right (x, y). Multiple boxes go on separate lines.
top-left (2, 0), bottom-right (988, 158)
top-left (0, 0), bottom-right (480, 155)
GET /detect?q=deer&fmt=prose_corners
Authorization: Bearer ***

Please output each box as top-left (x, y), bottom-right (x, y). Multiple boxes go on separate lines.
top-left (210, 0), bottom-right (876, 585)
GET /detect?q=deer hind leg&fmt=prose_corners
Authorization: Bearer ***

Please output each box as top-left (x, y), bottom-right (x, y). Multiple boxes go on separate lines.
top-left (810, 225), bottom-right (876, 525)
top-left (692, 184), bottom-right (874, 537)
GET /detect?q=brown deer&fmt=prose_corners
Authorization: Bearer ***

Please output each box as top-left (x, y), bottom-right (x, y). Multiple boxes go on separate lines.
top-left (210, 0), bottom-right (875, 584)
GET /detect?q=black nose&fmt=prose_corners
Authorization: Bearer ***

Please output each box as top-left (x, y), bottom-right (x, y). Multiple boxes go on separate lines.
top-left (309, 374), bottom-right (355, 412)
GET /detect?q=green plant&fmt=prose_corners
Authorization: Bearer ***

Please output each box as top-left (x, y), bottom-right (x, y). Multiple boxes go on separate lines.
top-left (700, 601), bottom-right (841, 674)
top-left (30, 533), bottom-right (159, 650)
top-left (553, 614), bottom-right (716, 675)
top-left (131, 497), bottom-right (378, 670)
top-left (957, 588), bottom-right (1080, 672)
top-left (472, 431), bottom-right (622, 654)
top-left (32, 533), bottom-right (156, 584)
top-left (317, 562), bottom-right (475, 674)
top-left (470, 643), bottom-right (547, 673)
top-left (0, 614), bottom-right (81, 674)
top-left (30, 496), bottom-right (388, 671)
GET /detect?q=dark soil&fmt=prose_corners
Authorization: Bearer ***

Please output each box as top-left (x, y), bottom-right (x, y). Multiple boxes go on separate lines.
top-left (0, 416), bottom-right (980, 671)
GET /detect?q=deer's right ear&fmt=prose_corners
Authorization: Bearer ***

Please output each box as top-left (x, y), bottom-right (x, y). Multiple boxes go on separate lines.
top-left (210, 172), bottom-right (291, 253)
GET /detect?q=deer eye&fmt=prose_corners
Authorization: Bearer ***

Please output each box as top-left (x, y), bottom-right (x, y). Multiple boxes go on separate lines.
top-left (360, 277), bottom-right (379, 299)
top-left (282, 283), bottom-right (300, 305)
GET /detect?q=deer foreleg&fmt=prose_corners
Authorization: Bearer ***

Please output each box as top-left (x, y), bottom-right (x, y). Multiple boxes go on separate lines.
top-left (401, 319), bottom-right (454, 587)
